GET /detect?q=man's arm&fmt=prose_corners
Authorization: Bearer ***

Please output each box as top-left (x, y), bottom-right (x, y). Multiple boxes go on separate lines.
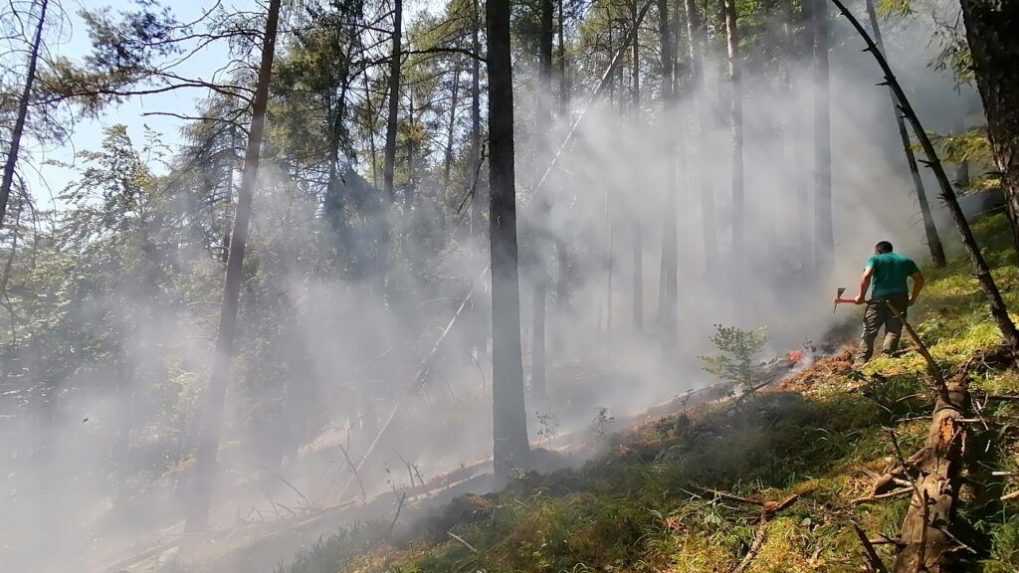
top-left (909, 271), bottom-right (925, 305)
top-left (855, 267), bottom-right (874, 304)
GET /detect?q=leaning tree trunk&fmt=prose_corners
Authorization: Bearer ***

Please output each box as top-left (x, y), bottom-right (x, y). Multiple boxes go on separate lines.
top-left (187, 0), bottom-right (283, 529)
top-left (722, 0), bottom-right (744, 270)
top-left (811, 0), bottom-right (833, 275)
top-left (864, 0), bottom-right (946, 267)
top-left (657, 0), bottom-right (678, 338)
top-left (0, 0), bottom-right (48, 230)
top-left (959, 0), bottom-right (1019, 256)
top-left (830, 0), bottom-right (1019, 358)
top-left (383, 0), bottom-right (403, 201)
top-left (488, 0), bottom-right (530, 481)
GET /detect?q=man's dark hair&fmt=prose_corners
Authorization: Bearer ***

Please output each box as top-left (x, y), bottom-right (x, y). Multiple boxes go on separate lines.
top-left (876, 241), bottom-right (893, 254)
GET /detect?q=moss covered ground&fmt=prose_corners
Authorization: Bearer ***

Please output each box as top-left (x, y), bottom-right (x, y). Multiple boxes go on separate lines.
top-left (281, 214), bottom-right (1019, 573)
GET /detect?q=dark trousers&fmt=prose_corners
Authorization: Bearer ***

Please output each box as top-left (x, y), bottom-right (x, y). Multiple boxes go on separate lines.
top-left (859, 293), bottom-right (909, 363)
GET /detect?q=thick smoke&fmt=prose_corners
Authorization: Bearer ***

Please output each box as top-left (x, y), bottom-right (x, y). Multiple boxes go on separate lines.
top-left (0, 3), bottom-right (984, 571)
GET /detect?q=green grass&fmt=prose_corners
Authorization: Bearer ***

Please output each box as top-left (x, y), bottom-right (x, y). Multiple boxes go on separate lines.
top-left (281, 214), bottom-right (1019, 573)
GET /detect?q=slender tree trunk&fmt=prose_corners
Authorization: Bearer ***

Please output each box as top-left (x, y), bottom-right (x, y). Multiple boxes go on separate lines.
top-left (363, 70), bottom-right (381, 189)
top-left (469, 0), bottom-right (483, 237)
top-left (606, 27), bottom-right (616, 334)
top-left (407, 88), bottom-right (416, 205)
top-left (684, 0), bottom-right (716, 270)
top-left (959, 0), bottom-right (1019, 256)
top-left (657, 0), bottom-right (678, 337)
top-left (722, 0), bottom-right (744, 270)
top-left (0, 0), bottom-right (48, 230)
top-left (630, 0), bottom-right (643, 332)
top-left (487, 0), bottom-right (530, 480)
top-left (865, 0), bottom-right (946, 267)
top-left (553, 0), bottom-right (571, 331)
top-left (187, 0), bottom-right (282, 529)
top-left (443, 59), bottom-right (463, 189)
top-left (531, 0), bottom-right (554, 401)
top-left (383, 0), bottom-right (403, 200)
top-left (811, 0), bottom-right (833, 274)
top-left (557, 0), bottom-right (568, 115)
top-left (531, 281), bottom-right (547, 401)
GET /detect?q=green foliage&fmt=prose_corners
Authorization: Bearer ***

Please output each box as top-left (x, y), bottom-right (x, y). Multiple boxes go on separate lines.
top-left (700, 324), bottom-right (768, 392)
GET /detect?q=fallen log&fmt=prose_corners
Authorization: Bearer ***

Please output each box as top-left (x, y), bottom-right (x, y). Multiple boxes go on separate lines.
top-left (890, 378), bottom-right (969, 572)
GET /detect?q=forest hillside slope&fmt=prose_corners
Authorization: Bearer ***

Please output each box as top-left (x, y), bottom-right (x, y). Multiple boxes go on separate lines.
top-left (281, 212), bottom-right (1019, 573)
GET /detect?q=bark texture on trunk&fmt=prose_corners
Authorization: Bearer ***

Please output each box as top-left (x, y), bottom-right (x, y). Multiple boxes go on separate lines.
top-left (811, 0), bottom-right (833, 274)
top-left (864, 0), bottom-right (946, 267)
top-left (383, 0), bottom-right (403, 200)
top-left (487, 0), bottom-right (530, 481)
top-left (187, 0), bottom-right (283, 529)
top-left (891, 380), bottom-right (968, 572)
top-left (959, 0), bottom-right (1019, 255)
top-left (0, 0), bottom-right (48, 230)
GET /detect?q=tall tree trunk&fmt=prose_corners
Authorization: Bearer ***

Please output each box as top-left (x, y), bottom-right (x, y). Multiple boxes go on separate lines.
top-left (657, 0), bottom-right (678, 337)
top-left (407, 87), bottom-right (416, 205)
top-left (553, 0), bottom-right (571, 328)
top-left (187, 0), bottom-right (282, 529)
top-left (865, 0), bottom-right (946, 267)
top-left (722, 0), bottom-right (744, 270)
top-left (684, 0), bottom-right (716, 270)
top-left (811, 0), bottom-right (833, 274)
top-left (557, 0), bottom-right (568, 114)
top-left (531, 0), bottom-right (555, 401)
top-left (383, 0), bottom-right (403, 201)
top-left (443, 59), bottom-right (463, 189)
top-left (469, 0), bottom-right (483, 237)
top-left (606, 27), bottom-right (616, 334)
top-left (363, 70), bottom-right (381, 189)
top-left (0, 0), bottom-right (48, 230)
top-left (531, 281), bottom-right (547, 400)
top-left (959, 0), bottom-right (1019, 256)
top-left (487, 0), bottom-right (530, 481)
top-left (630, 0), bottom-right (643, 332)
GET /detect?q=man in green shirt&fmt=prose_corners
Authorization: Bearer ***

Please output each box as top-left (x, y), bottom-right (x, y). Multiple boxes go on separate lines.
top-left (849, 241), bottom-right (925, 363)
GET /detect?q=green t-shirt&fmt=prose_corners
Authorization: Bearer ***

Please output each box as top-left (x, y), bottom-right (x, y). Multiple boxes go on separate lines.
top-left (867, 252), bottom-right (919, 299)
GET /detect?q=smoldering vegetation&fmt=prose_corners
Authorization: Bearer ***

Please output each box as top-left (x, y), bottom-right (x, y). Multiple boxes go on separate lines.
top-left (0, 1), bottom-right (983, 571)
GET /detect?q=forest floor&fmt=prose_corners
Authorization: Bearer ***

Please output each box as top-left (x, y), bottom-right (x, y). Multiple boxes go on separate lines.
top-left (275, 213), bottom-right (1019, 573)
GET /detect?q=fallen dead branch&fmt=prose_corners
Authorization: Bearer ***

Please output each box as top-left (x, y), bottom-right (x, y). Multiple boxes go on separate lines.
top-left (447, 531), bottom-right (479, 553)
top-left (695, 485), bottom-right (801, 519)
top-left (388, 492), bottom-right (407, 538)
top-left (337, 443), bottom-right (368, 503)
top-left (731, 521), bottom-right (768, 573)
top-left (852, 486), bottom-right (913, 505)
